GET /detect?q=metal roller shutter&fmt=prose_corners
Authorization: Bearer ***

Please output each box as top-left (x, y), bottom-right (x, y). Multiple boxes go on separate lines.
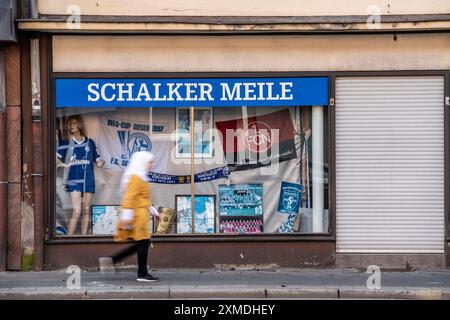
top-left (336, 76), bottom-right (445, 253)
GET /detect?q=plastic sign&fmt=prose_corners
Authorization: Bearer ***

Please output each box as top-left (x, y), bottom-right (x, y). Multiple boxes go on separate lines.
top-left (56, 77), bottom-right (328, 108)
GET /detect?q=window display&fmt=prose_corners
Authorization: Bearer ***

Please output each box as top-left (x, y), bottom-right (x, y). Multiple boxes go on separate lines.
top-left (54, 77), bottom-right (329, 238)
top-left (194, 106), bottom-right (328, 234)
top-left (276, 182), bottom-right (304, 233)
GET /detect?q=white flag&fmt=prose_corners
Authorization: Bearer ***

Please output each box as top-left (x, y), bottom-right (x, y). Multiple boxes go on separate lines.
top-left (96, 112), bottom-right (169, 174)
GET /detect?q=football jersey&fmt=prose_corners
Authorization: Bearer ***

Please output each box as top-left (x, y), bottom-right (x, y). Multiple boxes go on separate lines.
top-left (57, 137), bottom-right (101, 193)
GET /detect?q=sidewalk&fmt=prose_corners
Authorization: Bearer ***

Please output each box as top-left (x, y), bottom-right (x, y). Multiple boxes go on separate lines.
top-left (0, 268), bottom-right (449, 299)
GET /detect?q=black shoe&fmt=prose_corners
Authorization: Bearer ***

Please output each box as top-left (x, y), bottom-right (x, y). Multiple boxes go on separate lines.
top-left (137, 274), bottom-right (159, 282)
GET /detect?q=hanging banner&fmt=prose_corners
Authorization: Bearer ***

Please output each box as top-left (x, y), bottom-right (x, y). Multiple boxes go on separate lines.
top-left (195, 166), bottom-right (229, 183)
top-left (215, 108), bottom-right (297, 171)
top-left (277, 181), bottom-right (304, 215)
top-left (55, 77), bottom-right (329, 108)
top-left (148, 166), bottom-right (229, 184)
top-left (96, 114), bottom-right (169, 173)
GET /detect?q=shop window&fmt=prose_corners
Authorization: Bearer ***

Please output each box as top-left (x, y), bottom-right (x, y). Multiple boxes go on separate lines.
top-left (55, 107), bottom-right (186, 236)
top-left (53, 77), bottom-right (329, 237)
top-left (54, 105), bottom-right (328, 236)
top-left (193, 106), bottom-right (329, 235)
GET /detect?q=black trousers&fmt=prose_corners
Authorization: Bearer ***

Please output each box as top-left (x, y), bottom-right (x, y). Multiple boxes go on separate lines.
top-left (111, 239), bottom-right (150, 277)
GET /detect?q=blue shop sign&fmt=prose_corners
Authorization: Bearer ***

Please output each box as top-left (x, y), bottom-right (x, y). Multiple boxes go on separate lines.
top-left (55, 77), bottom-right (328, 108)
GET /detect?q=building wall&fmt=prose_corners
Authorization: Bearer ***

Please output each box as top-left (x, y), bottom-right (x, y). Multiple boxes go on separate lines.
top-left (47, 33), bottom-right (450, 270)
top-left (8, 0), bottom-right (449, 272)
top-left (0, 48), bottom-right (6, 272)
top-left (38, 0), bottom-right (450, 16)
top-left (44, 241), bottom-right (336, 269)
top-left (3, 43), bottom-right (22, 271)
top-left (52, 34), bottom-right (450, 73)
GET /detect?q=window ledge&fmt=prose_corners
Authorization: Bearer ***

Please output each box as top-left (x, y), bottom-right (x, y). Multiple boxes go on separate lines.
top-left (46, 233), bottom-right (335, 244)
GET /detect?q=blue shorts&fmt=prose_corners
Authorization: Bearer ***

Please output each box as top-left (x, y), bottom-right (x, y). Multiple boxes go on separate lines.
top-left (66, 183), bottom-right (95, 194)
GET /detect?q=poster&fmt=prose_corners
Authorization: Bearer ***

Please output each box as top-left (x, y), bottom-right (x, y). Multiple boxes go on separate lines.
top-left (91, 205), bottom-right (121, 235)
top-left (176, 195), bottom-right (216, 234)
top-left (218, 184), bottom-right (263, 217)
top-left (176, 107), bottom-right (213, 158)
top-left (147, 166), bottom-right (229, 184)
top-left (277, 181), bottom-right (303, 215)
top-left (215, 109), bottom-right (297, 171)
top-left (219, 218), bottom-right (263, 234)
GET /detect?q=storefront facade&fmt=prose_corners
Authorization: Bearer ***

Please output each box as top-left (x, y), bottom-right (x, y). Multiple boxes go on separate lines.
top-left (7, 0), bottom-right (450, 270)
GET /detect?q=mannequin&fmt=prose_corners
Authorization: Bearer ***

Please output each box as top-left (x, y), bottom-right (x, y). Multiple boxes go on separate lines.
top-left (57, 115), bottom-right (105, 235)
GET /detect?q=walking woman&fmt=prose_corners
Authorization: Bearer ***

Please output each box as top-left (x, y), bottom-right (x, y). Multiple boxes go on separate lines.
top-left (99, 151), bottom-right (160, 282)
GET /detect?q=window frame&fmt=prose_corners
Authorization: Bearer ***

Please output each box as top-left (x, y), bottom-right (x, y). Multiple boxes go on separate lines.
top-left (47, 71), bottom-right (335, 243)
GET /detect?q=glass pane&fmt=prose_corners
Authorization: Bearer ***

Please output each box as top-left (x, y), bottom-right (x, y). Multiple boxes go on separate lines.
top-left (174, 107), bottom-right (216, 234)
top-left (193, 106), bottom-right (329, 234)
top-left (54, 104), bottom-right (328, 237)
top-left (54, 107), bottom-right (188, 236)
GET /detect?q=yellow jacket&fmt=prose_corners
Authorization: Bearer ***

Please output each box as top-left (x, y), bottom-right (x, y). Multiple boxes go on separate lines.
top-left (115, 174), bottom-right (152, 241)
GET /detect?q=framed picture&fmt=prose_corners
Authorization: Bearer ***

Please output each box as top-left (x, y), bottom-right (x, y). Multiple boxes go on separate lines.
top-left (175, 195), bottom-right (216, 234)
top-left (91, 205), bottom-right (121, 235)
top-left (175, 107), bottom-right (213, 158)
top-left (218, 184), bottom-right (263, 217)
